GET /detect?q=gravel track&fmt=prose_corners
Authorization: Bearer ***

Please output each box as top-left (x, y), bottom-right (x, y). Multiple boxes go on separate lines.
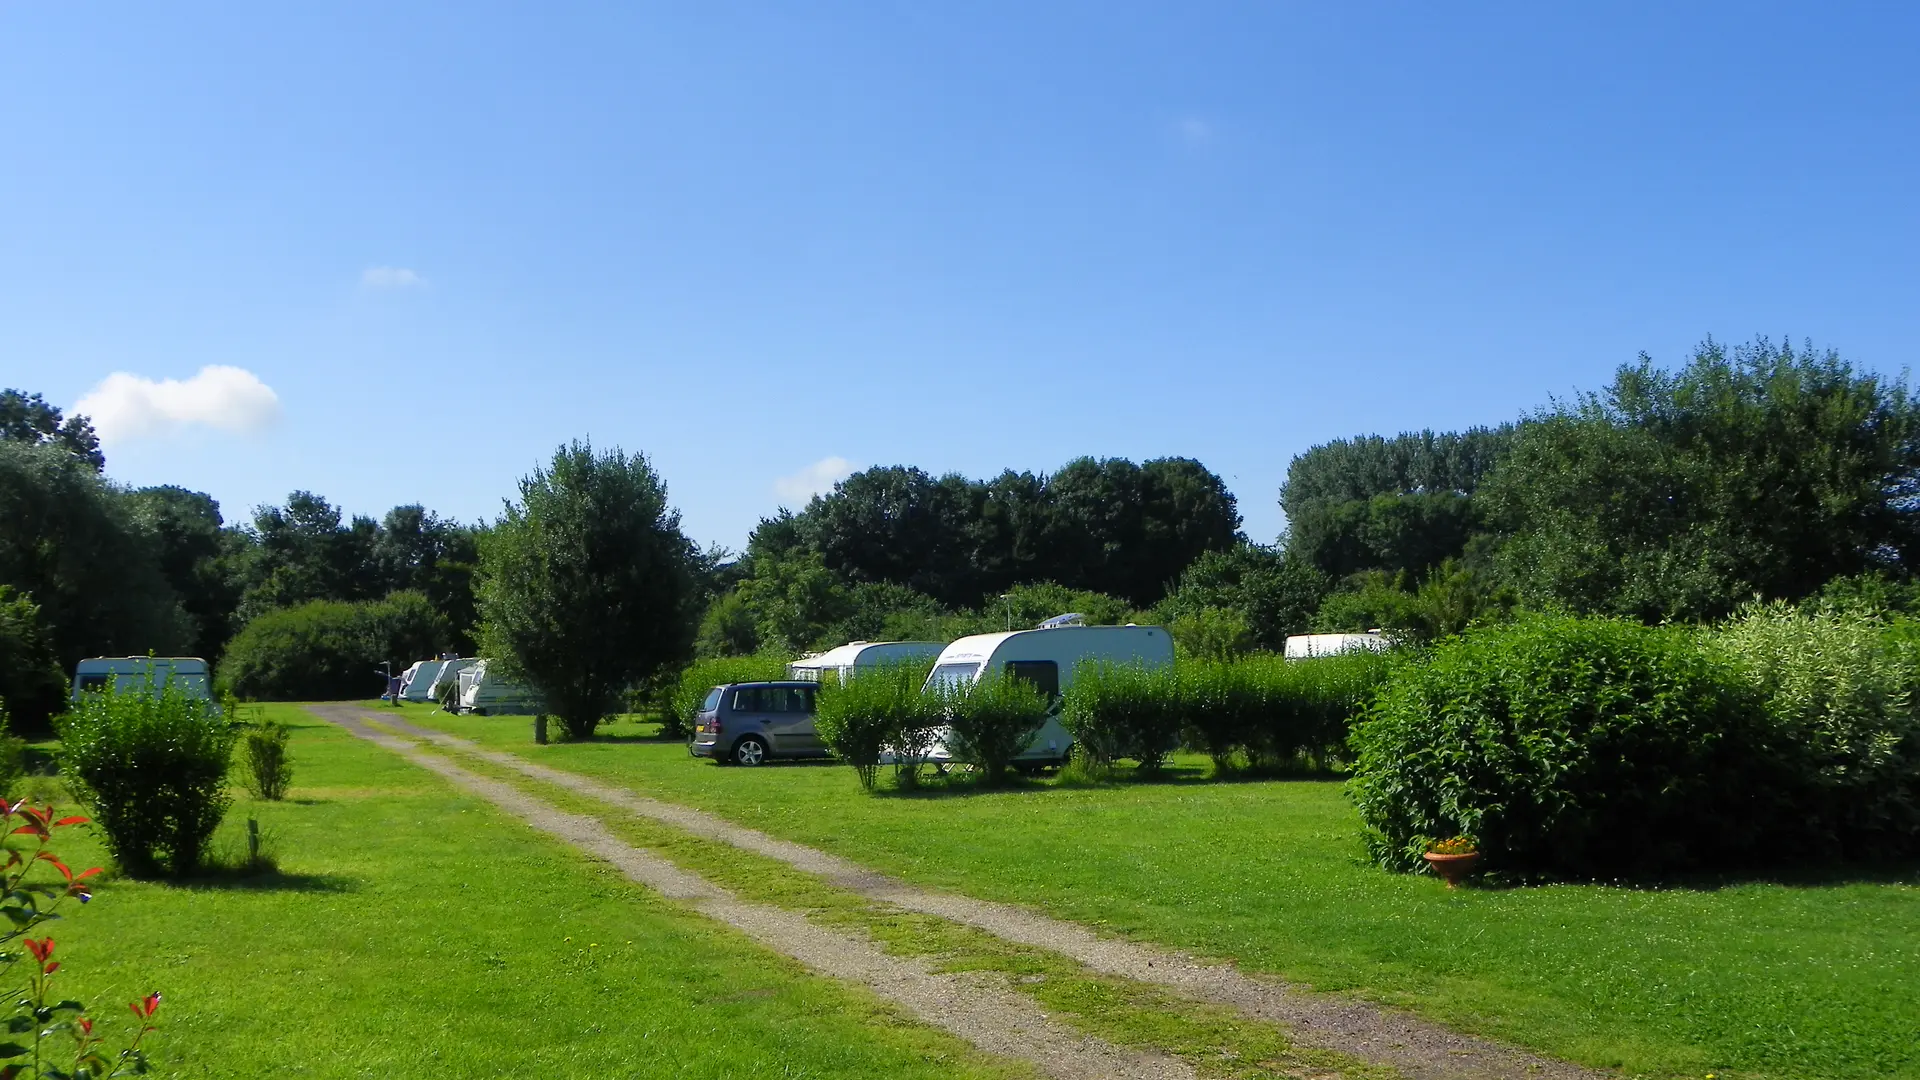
top-left (309, 705), bottom-right (1194, 1080)
top-left (343, 709), bottom-right (1610, 1080)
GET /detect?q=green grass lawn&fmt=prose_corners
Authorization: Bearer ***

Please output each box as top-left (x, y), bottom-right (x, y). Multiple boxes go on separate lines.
top-left (33, 705), bottom-right (1029, 1079)
top-left (396, 704), bottom-right (1920, 1080)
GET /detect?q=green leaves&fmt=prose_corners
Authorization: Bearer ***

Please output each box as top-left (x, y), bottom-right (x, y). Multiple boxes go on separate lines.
top-left (57, 681), bottom-right (235, 877)
top-left (476, 442), bottom-right (700, 741)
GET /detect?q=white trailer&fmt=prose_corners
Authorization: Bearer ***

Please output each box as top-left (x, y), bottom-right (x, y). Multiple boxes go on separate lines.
top-left (1283, 631), bottom-right (1397, 659)
top-left (457, 660), bottom-right (545, 716)
top-left (919, 624), bottom-right (1174, 768)
top-left (70, 657), bottom-right (212, 702)
top-left (399, 660), bottom-right (447, 702)
top-left (424, 659), bottom-right (475, 705)
top-left (787, 641), bottom-right (946, 684)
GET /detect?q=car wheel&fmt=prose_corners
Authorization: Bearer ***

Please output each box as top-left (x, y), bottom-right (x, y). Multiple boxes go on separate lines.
top-left (732, 735), bottom-right (769, 766)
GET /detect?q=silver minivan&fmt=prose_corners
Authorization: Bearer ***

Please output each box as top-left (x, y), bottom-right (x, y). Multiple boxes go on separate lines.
top-left (688, 681), bottom-right (825, 766)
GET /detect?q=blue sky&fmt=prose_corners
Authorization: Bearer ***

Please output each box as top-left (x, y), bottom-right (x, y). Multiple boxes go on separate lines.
top-left (4, 3), bottom-right (1916, 551)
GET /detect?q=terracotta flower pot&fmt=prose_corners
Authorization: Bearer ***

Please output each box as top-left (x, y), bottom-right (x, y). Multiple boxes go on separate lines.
top-left (1423, 851), bottom-right (1481, 888)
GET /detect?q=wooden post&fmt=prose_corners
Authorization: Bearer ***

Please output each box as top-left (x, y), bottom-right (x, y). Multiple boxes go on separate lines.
top-left (534, 714), bottom-right (548, 745)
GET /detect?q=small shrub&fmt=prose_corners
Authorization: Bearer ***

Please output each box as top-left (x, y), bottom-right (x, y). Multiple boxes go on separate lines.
top-left (668, 653), bottom-right (791, 737)
top-left (943, 672), bottom-right (1049, 786)
top-left (1061, 661), bottom-right (1181, 771)
top-left (814, 663), bottom-right (935, 791)
top-left (59, 681), bottom-right (237, 877)
top-left (1348, 615), bottom-right (1777, 878)
top-left (241, 720), bottom-right (295, 801)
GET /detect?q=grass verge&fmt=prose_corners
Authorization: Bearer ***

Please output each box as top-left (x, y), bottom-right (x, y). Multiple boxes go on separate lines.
top-left (373, 717), bottom-right (1396, 1080)
top-left (36, 704), bottom-right (1032, 1079)
top-left (393, 702), bottom-right (1920, 1080)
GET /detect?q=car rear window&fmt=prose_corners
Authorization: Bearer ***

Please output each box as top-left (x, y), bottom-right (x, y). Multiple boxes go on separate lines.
top-left (700, 688), bottom-right (723, 712)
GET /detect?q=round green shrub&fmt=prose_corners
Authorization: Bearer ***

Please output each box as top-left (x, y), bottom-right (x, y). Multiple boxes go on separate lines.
top-left (59, 681), bottom-right (236, 877)
top-left (1348, 615), bottom-right (1781, 878)
top-left (217, 591), bottom-right (446, 701)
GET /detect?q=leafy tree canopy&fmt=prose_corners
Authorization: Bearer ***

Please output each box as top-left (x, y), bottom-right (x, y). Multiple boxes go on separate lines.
top-left (1482, 337), bottom-right (1920, 621)
top-left (476, 442), bottom-right (700, 739)
top-left (0, 389), bottom-right (104, 472)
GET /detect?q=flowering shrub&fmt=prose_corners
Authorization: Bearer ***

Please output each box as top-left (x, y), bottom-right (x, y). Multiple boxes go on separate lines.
top-left (0, 801), bottom-right (159, 1078)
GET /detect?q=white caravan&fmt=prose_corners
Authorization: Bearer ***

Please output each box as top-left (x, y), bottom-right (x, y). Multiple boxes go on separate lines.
top-left (399, 660), bottom-right (446, 702)
top-left (1283, 631), bottom-right (1397, 659)
top-left (919, 624), bottom-right (1175, 769)
top-left (71, 657), bottom-right (212, 702)
top-left (424, 659), bottom-right (475, 705)
top-left (787, 641), bottom-right (947, 684)
top-left (457, 660), bottom-right (544, 716)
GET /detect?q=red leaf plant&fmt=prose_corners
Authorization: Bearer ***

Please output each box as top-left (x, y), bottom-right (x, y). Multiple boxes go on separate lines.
top-left (0, 800), bottom-right (159, 1078)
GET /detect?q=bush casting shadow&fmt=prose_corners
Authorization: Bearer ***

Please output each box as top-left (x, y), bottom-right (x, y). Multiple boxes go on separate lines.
top-left (173, 868), bottom-right (359, 894)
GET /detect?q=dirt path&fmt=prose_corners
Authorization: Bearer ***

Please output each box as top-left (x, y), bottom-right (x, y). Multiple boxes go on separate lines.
top-left (308, 705), bottom-right (1193, 1080)
top-left (354, 711), bottom-right (1610, 1080)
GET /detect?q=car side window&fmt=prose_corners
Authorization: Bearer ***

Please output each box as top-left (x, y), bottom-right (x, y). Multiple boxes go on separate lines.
top-left (731, 688), bottom-right (761, 712)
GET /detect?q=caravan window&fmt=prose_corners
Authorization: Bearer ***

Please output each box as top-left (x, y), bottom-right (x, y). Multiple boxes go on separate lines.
top-left (927, 663), bottom-right (981, 693)
top-left (76, 675), bottom-right (109, 694)
top-left (1003, 661), bottom-right (1060, 702)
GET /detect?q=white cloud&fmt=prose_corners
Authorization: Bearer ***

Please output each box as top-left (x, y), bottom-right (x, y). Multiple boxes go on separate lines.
top-left (74, 365), bottom-right (282, 445)
top-left (361, 266), bottom-right (424, 288)
top-left (774, 456), bottom-right (856, 504)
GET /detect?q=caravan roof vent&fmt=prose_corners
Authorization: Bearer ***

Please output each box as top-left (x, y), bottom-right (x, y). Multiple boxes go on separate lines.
top-left (1036, 613), bottom-right (1085, 629)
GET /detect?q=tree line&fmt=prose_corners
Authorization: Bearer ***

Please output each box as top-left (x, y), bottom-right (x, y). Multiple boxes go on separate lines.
top-left (6, 334), bottom-right (1919, 738)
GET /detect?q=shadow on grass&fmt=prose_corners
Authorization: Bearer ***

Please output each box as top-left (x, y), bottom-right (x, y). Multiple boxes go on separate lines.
top-left (1454, 857), bottom-right (1920, 894)
top-left (870, 758), bottom-right (1347, 799)
top-left (168, 867), bottom-right (358, 894)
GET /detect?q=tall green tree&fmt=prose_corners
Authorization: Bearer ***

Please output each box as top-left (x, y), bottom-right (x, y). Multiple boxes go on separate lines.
top-left (1281, 427), bottom-right (1511, 580)
top-left (238, 491), bottom-right (382, 618)
top-left (0, 441), bottom-right (188, 667)
top-left (1156, 544), bottom-right (1328, 652)
top-left (0, 390), bottom-right (104, 472)
top-left (476, 442), bottom-right (699, 739)
top-left (373, 505), bottom-right (481, 651)
top-left (1483, 338), bottom-right (1920, 621)
top-left (0, 586), bottom-right (67, 732)
top-left (125, 486), bottom-right (248, 660)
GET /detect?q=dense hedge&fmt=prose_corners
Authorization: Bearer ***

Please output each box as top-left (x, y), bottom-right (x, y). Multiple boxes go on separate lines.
top-left (1061, 662), bottom-right (1181, 771)
top-left (217, 591), bottom-right (447, 701)
top-left (1059, 651), bottom-right (1397, 773)
top-left (1348, 610), bottom-right (1920, 879)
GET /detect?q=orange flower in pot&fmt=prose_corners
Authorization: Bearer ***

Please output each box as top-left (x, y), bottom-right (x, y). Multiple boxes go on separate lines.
top-left (1423, 836), bottom-right (1481, 888)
